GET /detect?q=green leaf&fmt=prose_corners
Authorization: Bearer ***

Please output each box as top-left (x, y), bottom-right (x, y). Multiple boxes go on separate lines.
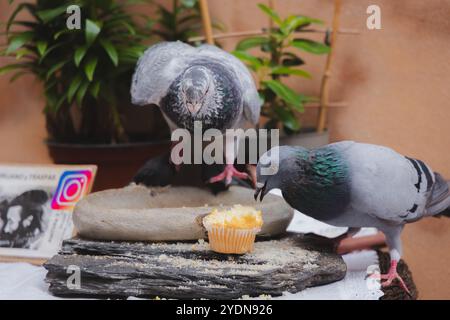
top-left (212, 21), bottom-right (227, 32)
top-left (45, 60), bottom-right (68, 80)
top-left (0, 63), bottom-right (28, 75)
top-left (7, 20), bottom-right (38, 29)
top-left (143, 17), bottom-right (156, 30)
top-left (85, 19), bottom-right (102, 45)
top-left (54, 29), bottom-right (78, 40)
top-left (100, 39), bottom-right (118, 66)
top-left (291, 39), bottom-right (331, 54)
top-left (74, 45), bottom-right (88, 67)
top-left (158, 5), bottom-right (176, 31)
top-left (9, 71), bottom-right (28, 82)
top-left (54, 92), bottom-right (68, 112)
top-left (281, 15), bottom-right (323, 34)
top-left (271, 66), bottom-right (311, 78)
top-left (119, 21), bottom-right (136, 35)
top-left (45, 90), bottom-right (68, 113)
top-left (6, 31), bottom-right (33, 54)
top-left (178, 14), bottom-right (201, 26)
top-left (89, 80), bottom-right (101, 98)
top-left (44, 78), bottom-right (57, 92)
top-left (76, 81), bottom-right (90, 107)
top-left (232, 50), bottom-right (262, 70)
top-left (36, 40), bottom-right (48, 56)
top-left (282, 52), bottom-right (304, 66)
top-left (68, 74), bottom-right (83, 103)
top-left (117, 45), bottom-right (146, 65)
top-left (14, 48), bottom-right (33, 59)
top-left (123, 0), bottom-right (149, 4)
top-left (84, 56), bottom-right (98, 81)
top-left (36, 5), bottom-right (68, 24)
top-left (263, 80), bottom-right (302, 107)
top-left (236, 37), bottom-right (269, 51)
top-left (290, 101), bottom-right (305, 113)
top-left (44, 79), bottom-right (57, 92)
top-left (6, 3), bottom-right (34, 33)
top-left (300, 94), bottom-right (318, 103)
top-left (38, 42), bottom-right (66, 64)
top-left (257, 4), bottom-right (282, 25)
top-left (96, 0), bottom-right (116, 10)
top-left (274, 107), bottom-right (300, 131)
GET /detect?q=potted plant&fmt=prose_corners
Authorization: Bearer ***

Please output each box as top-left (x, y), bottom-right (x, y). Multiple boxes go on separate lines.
top-left (152, 0), bottom-right (224, 43)
top-left (0, 0), bottom-right (172, 190)
top-left (233, 3), bottom-right (331, 148)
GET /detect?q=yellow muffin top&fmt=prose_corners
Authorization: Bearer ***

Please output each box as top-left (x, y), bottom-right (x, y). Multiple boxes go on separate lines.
top-left (203, 205), bottom-right (263, 229)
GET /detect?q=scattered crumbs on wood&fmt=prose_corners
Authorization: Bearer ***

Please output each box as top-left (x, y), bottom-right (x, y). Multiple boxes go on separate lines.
top-left (45, 234), bottom-right (347, 299)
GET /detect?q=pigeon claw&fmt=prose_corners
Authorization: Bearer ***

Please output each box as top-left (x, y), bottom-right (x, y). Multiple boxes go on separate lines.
top-left (380, 260), bottom-right (412, 297)
top-left (208, 164), bottom-right (249, 185)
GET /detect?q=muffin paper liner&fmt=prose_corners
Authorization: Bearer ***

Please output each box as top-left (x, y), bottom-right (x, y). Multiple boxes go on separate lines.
top-left (205, 226), bottom-right (260, 254)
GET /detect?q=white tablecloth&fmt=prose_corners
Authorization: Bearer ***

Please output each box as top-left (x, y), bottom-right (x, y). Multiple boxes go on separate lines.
top-left (0, 209), bottom-right (383, 300)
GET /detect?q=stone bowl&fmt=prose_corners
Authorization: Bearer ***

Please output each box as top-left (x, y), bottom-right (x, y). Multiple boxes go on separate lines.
top-left (73, 185), bottom-right (294, 241)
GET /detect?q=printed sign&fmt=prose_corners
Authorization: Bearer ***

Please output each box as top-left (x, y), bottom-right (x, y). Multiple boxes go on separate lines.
top-left (0, 164), bottom-right (96, 260)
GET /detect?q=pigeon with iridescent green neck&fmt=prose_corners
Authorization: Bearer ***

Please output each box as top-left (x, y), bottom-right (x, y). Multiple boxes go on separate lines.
top-left (255, 141), bottom-right (450, 295)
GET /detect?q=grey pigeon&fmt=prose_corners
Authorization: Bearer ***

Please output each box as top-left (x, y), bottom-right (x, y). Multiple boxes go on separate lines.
top-left (255, 141), bottom-right (450, 294)
top-left (131, 41), bottom-right (261, 185)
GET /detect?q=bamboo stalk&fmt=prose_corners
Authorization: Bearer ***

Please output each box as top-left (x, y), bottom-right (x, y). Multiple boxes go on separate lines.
top-left (187, 27), bottom-right (359, 43)
top-left (199, 0), bottom-right (214, 45)
top-left (317, 0), bottom-right (342, 133)
top-left (268, 0), bottom-right (276, 29)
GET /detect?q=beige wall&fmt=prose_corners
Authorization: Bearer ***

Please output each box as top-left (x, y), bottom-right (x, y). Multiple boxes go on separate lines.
top-left (1, 0), bottom-right (449, 298)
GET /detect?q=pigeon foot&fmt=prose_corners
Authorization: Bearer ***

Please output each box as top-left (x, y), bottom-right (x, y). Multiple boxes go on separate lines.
top-left (380, 260), bottom-right (411, 296)
top-left (208, 164), bottom-right (249, 185)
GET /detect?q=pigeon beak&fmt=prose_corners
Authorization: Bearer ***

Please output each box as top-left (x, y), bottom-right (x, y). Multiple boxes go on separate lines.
top-left (187, 103), bottom-right (202, 115)
top-left (254, 182), bottom-right (267, 202)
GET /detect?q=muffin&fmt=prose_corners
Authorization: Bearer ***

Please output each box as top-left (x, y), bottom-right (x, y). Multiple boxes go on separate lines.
top-left (203, 205), bottom-right (263, 254)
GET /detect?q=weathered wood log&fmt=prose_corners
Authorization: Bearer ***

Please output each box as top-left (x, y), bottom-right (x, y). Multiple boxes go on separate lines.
top-left (44, 234), bottom-right (346, 299)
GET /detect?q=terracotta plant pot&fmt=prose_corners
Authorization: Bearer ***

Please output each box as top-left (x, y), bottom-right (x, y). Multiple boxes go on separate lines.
top-left (46, 141), bottom-right (171, 191)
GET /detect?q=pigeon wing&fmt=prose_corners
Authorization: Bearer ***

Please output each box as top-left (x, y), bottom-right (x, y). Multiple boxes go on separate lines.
top-left (197, 45), bottom-right (261, 125)
top-left (131, 41), bottom-right (194, 106)
top-left (341, 143), bottom-right (431, 224)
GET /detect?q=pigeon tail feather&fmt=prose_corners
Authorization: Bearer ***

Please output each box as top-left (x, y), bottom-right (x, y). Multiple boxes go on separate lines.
top-left (438, 207), bottom-right (450, 217)
top-left (428, 173), bottom-right (450, 217)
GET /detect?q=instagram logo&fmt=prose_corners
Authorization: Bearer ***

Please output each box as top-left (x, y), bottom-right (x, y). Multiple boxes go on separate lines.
top-left (51, 170), bottom-right (93, 210)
